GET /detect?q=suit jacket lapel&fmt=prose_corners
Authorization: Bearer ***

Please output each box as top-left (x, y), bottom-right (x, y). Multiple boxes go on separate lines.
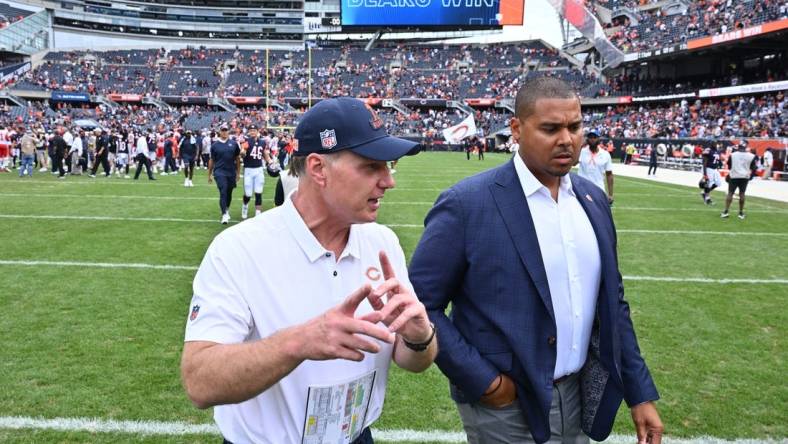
top-left (489, 160), bottom-right (555, 322)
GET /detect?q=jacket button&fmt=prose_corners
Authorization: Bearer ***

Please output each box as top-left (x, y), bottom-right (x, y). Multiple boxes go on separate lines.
top-left (547, 336), bottom-right (556, 346)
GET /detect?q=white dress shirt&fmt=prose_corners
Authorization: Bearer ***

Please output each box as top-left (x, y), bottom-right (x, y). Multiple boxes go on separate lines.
top-left (69, 136), bottom-right (83, 156)
top-left (513, 154), bottom-right (602, 379)
top-left (135, 136), bottom-right (148, 157)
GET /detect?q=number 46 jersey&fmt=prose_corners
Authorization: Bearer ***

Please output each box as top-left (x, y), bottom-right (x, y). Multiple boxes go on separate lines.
top-left (243, 137), bottom-right (268, 169)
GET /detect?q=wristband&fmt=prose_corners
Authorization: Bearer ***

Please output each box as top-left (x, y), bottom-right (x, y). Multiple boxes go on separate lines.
top-left (402, 323), bottom-right (436, 352)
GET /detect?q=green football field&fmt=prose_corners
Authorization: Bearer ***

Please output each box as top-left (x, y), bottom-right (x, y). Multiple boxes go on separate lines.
top-left (0, 152), bottom-right (786, 443)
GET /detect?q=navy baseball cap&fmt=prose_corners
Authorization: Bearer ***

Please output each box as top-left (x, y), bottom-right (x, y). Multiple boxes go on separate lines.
top-left (294, 97), bottom-right (419, 161)
top-left (586, 130), bottom-right (599, 138)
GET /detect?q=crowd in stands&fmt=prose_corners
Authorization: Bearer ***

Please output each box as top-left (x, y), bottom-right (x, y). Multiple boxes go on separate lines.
top-left (605, 0), bottom-right (787, 53)
top-left (585, 92), bottom-right (786, 139)
top-left (600, 57), bottom-right (787, 97)
top-left (8, 43), bottom-right (605, 101)
top-left (0, 2), bottom-right (31, 29)
top-left (3, 90), bottom-right (783, 144)
top-left (2, 43), bottom-right (785, 143)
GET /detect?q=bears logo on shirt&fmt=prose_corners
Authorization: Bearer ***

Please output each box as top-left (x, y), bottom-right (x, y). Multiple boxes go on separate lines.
top-left (365, 266), bottom-right (381, 281)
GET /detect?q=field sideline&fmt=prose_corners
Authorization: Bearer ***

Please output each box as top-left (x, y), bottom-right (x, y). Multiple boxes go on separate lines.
top-left (0, 152), bottom-right (785, 443)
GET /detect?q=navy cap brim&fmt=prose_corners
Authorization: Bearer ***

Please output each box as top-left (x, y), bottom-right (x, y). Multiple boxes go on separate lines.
top-left (350, 135), bottom-right (420, 161)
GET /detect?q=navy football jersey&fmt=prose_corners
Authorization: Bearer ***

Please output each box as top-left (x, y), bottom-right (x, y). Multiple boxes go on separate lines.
top-left (243, 137), bottom-right (267, 169)
top-left (703, 147), bottom-right (720, 169)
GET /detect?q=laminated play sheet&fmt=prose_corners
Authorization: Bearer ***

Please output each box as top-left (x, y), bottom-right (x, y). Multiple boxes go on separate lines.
top-left (301, 369), bottom-right (377, 444)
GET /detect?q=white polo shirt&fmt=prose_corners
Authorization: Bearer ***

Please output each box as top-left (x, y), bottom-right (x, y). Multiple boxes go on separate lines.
top-left (514, 154), bottom-right (602, 379)
top-left (185, 194), bottom-right (410, 444)
top-left (577, 147), bottom-right (612, 193)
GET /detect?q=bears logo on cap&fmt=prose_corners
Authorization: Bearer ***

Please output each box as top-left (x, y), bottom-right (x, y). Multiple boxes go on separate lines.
top-left (365, 103), bottom-right (384, 130)
top-left (320, 129), bottom-right (337, 149)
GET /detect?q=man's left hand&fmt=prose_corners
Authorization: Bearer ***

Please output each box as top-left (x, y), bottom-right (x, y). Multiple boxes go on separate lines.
top-left (631, 401), bottom-right (663, 444)
top-left (366, 251), bottom-right (432, 344)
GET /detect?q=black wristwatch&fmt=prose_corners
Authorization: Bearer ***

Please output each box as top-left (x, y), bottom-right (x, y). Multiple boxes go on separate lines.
top-left (402, 323), bottom-right (436, 352)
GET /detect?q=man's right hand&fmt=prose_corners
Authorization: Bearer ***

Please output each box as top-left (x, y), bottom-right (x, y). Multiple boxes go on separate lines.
top-left (207, 176), bottom-right (213, 184)
top-left (293, 284), bottom-right (395, 362)
top-left (479, 373), bottom-right (517, 408)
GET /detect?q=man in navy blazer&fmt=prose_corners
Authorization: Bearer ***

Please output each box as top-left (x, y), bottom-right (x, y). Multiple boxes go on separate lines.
top-left (409, 77), bottom-right (663, 444)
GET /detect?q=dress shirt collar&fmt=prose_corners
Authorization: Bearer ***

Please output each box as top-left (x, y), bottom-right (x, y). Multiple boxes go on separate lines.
top-left (512, 153), bottom-right (576, 199)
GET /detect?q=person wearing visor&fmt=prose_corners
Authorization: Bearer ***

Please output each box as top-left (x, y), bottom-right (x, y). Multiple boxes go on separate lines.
top-left (208, 124), bottom-right (241, 225)
top-left (181, 97), bottom-right (436, 444)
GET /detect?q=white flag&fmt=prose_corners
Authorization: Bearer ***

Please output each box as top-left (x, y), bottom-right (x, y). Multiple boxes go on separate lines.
top-left (442, 114), bottom-right (477, 144)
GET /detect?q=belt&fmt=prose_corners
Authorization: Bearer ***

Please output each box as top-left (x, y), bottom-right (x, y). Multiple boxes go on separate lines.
top-left (553, 372), bottom-right (576, 385)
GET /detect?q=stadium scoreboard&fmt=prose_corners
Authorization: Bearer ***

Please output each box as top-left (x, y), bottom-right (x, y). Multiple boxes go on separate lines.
top-left (340, 0), bottom-right (524, 28)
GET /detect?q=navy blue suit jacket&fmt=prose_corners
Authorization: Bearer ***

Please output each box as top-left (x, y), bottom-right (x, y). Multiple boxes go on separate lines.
top-left (409, 159), bottom-right (659, 443)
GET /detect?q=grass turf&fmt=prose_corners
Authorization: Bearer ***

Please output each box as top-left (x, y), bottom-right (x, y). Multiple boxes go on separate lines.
top-left (0, 152), bottom-right (786, 442)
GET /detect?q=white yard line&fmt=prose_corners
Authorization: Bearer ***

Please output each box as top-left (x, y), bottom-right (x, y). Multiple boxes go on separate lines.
top-left (0, 259), bottom-right (197, 271)
top-left (623, 275), bottom-right (788, 284)
top-left (388, 224), bottom-right (788, 237)
top-left (616, 229), bottom-right (788, 237)
top-left (2, 215), bottom-right (785, 236)
top-left (0, 214), bottom-right (226, 223)
top-left (3, 179), bottom-right (205, 187)
top-left (612, 206), bottom-right (787, 214)
top-left (0, 416), bottom-right (782, 443)
top-left (1, 259), bottom-right (785, 284)
top-left (0, 193), bottom-right (215, 201)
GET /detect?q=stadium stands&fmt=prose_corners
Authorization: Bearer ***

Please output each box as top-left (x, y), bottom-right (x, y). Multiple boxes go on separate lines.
top-left (12, 43), bottom-right (605, 101)
top-left (605, 0), bottom-right (787, 53)
top-left (2, 43), bottom-right (784, 142)
top-left (0, 2), bottom-right (31, 29)
top-left (585, 92), bottom-right (786, 139)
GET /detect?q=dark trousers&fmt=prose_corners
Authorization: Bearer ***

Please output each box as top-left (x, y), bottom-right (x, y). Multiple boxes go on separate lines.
top-left (91, 154), bottom-right (110, 176)
top-left (648, 162), bottom-right (657, 175)
top-left (164, 151), bottom-right (178, 173)
top-left (201, 153), bottom-right (210, 167)
top-left (53, 153), bottom-right (65, 177)
top-left (134, 154), bottom-right (154, 179)
top-left (215, 175), bottom-right (236, 214)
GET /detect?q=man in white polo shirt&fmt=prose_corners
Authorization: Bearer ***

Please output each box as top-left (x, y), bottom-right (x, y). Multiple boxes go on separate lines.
top-left (181, 97), bottom-right (436, 444)
top-left (576, 131), bottom-right (614, 205)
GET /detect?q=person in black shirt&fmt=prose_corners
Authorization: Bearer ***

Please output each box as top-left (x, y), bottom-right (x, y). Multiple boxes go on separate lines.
top-left (179, 130), bottom-right (199, 187)
top-left (648, 144), bottom-right (659, 176)
top-left (50, 128), bottom-right (68, 178)
top-left (90, 129), bottom-right (111, 177)
top-left (240, 124), bottom-right (272, 219)
top-left (208, 124), bottom-right (241, 224)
